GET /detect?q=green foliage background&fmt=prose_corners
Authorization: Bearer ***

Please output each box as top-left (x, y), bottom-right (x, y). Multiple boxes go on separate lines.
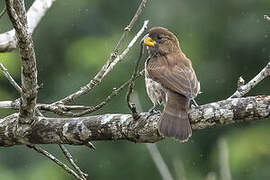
top-left (0, 0), bottom-right (270, 179)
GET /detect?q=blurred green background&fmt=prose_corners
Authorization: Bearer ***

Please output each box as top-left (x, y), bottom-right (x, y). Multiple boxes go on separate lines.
top-left (1, 0), bottom-right (270, 179)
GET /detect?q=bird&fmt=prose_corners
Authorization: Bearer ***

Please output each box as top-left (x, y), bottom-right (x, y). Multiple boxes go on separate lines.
top-left (143, 27), bottom-right (200, 141)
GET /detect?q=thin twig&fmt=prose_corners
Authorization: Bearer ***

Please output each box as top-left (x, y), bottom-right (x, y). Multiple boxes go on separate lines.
top-left (38, 70), bottom-right (144, 117)
top-left (27, 145), bottom-right (83, 180)
top-left (0, 5), bottom-right (6, 18)
top-left (30, 104), bottom-right (87, 179)
top-left (59, 145), bottom-right (88, 180)
top-left (114, 0), bottom-right (147, 50)
top-left (218, 138), bottom-right (232, 180)
top-left (146, 144), bottom-right (174, 180)
top-left (229, 62), bottom-right (270, 99)
top-left (0, 60), bottom-right (22, 93)
top-left (103, 20), bottom-right (149, 77)
top-left (1, 71), bottom-right (144, 118)
top-left (264, 15), bottom-right (270, 22)
top-left (126, 42), bottom-right (145, 119)
top-left (55, 6), bottom-right (149, 104)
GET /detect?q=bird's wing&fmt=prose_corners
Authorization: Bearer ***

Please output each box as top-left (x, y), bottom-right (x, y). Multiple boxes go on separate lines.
top-left (147, 57), bottom-right (200, 99)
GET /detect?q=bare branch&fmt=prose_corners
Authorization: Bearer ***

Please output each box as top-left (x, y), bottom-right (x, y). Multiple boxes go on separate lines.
top-left (0, 60), bottom-right (22, 93)
top-left (0, 70), bottom-right (145, 112)
top-left (0, 0), bottom-right (56, 52)
top-left (5, 0), bottom-right (38, 134)
top-left (103, 20), bottom-right (149, 77)
top-left (114, 0), bottom-right (147, 48)
top-left (56, 19), bottom-right (149, 104)
top-left (229, 62), bottom-right (270, 99)
top-left (27, 145), bottom-right (83, 180)
top-left (0, 96), bottom-right (269, 146)
top-left (35, 71), bottom-right (144, 117)
top-left (126, 43), bottom-right (145, 119)
top-left (59, 145), bottom-right (88, 180)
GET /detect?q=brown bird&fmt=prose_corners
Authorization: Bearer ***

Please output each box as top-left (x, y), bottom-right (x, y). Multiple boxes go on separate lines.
top-left (143, 27), bottom-right (200, 141)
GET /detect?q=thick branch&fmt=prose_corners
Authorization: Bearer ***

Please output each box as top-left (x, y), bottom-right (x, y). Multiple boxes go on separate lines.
top-left (6, 0), bottom-right (38, 132)
top-left (0, 96), bottom-right (269, 146)
top-left (0, 0), bottom-right (56, 52)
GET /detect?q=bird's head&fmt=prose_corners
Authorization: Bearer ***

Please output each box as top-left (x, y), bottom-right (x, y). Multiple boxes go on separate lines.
top-left (143, 27), bottom-right (181, 55)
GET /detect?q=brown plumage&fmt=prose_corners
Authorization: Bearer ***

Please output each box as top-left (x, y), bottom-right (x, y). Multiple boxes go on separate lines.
top-left (144, 27), bottom-right (200, 141)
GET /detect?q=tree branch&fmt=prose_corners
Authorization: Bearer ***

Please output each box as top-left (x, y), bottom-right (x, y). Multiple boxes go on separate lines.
top-left (5, 0), bottom-right (38, 135)
top-left (56, 19), bottom-right (149, 105)
top-left (0, 70), bottom-right (144, 116)
top-left (229, 62), bottom-right (270, 98)
top-left (0, 0), bottom-right (56, 52)
top-left (59, 145), bottom-right (88, 180)
top-left (27, 144), bottom-right (84, 180)
top-left (0, 96), bottom-right (269, 146)
top-left (126, 43), bottom-right (145, 119)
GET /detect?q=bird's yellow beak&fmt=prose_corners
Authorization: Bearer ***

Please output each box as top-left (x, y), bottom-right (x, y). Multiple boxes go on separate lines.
top-left (144, 37), bottom-right (156, 47)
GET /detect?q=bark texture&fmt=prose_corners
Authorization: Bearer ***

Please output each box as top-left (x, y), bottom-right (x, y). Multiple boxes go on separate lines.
top-left (0, 96), bottom-right (269, 146)
top-left (5, 0), bottom-right (38, 134)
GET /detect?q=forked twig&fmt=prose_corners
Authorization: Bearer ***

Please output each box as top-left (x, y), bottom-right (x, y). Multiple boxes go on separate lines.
top-left (114, 0), bottom-right (147, 49)
top-left (0, 56), bottom-right (85, 180)
top-left (37, 70), bottom-right (144, 117)
top-left (229, 62), bottom-right (270, 99)
top-left (27, 145), bottom-right (83, 180)
top-left (55, 1), bottom-right (148, 105)
top-left (59, 145), bottom-right (88, 180)
top-left (103, 20), bottom-right (149, 77)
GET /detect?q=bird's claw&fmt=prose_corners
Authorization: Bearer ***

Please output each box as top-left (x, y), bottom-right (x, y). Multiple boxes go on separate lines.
top-left (191, 99), bottom-right (199, 107)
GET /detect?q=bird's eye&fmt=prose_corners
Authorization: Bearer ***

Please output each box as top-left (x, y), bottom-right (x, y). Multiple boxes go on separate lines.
top-left (157, 35), bottom-right (162, 40)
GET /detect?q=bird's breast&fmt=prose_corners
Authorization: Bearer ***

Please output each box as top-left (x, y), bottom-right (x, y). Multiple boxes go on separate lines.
top-left (145, 68), bottom-right (166, 106)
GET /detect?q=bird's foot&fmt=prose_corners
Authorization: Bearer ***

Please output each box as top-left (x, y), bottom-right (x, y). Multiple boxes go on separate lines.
top-left (191, 99), bottom-right (199, 107)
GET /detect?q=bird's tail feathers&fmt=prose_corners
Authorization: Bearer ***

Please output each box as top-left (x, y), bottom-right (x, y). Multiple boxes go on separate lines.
top-left (158, 91), bottom-right (192, 142)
